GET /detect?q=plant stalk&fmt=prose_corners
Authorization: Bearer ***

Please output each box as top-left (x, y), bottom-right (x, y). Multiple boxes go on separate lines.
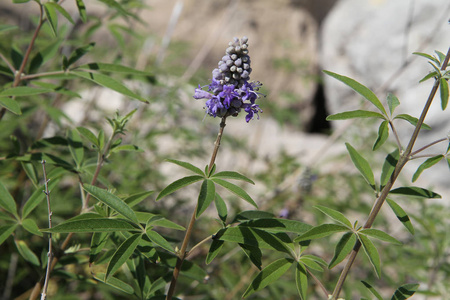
top-left (166, 117), bottom-right (227, 300)
top-left (330, 46), bottom-right (450, 300)
top-left (40, 161), bottom-right (53, 300)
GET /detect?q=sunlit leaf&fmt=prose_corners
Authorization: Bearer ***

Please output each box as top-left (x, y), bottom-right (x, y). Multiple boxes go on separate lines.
top-left (394, 114), bottom-right (431, 130)
top-left (146, 230), bottom-right (174, 253)
top-left (358, 234), bottom-right (381, 277)
top-left (196, 179), bottom-right (216, 218)
top-left (345, 143), bottom-right (376, 190)
top-left (211, 178), bottom-right (257, 208)
top-left (391, 283), bottom-right (420, 300)
top-left (412, 155), bottom-right (444, 182)
top-left (359, 229), bottom-right (401, 245)
top-left (239, 243), bottom-right (262, 270)
top-left (106, 233), bottom-right (142, 279)
top-left (323, 70), bottom-right (386, 115)
top-left (211, 171), bottom-right (255, 184)
top-left (413, 52), bottom-right (440, 65)
top-left (389, 187), bottom-right (441, 199)
top-left (387, 93), bottom-right (400, 115)
top-left (373, 120), bottom-right (389, 150)
top-left (84, 184), bottom-right (139, 223)
top-left (380, 149), bottom-right (399, 189)
top-left (326, 110), bottom-right (386, 121)
top-left (295, 224), bottom-right (349, 242)
top-left (156, 175), bottom-right (204, 201)
top-left (214, 193), bottom-right (227, 223)
top-left (242, 258), bottom-right (293, 298)
top-left (314, 205), bottom-right (352, 228)
top-left (361, 281), bottom-right (383, 300)
top-left (295, 262), bottom-right (308, 300)
top-left (440, 77), bottom-right (449, 110)
top-left (329, 232), bottom-right (357, 269)
top-left (165, 158), bottom-right (204, 176)
top-left (386, 199), bottom-right (414, 235)
top-left (43, 218), bottom-right (140, 233)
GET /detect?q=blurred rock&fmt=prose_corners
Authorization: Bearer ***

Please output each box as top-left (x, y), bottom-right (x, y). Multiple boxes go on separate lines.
top-left (321, 0), bottom-right (450, 187)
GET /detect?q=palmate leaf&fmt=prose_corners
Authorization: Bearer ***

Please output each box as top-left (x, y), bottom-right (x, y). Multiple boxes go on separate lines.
top-left (391, 283), bottom-right (420, 300)
top-left (345, 143), bottom-right (376, 190)
top-left (242, 258), bottom-right (294, 298)
top-left (0, 97), bottom-right (21, 115)
top-left (359, 229), bottom-right (401, 245)
top-left (21, 218), bottom-right (42, 237)
top-left (211, 178), bottom-right (257, 208)
top-left (314, 205), bottom-right (352, 228)
top-left (299, 255), bottom-right (326, 272)
top-left (106, 233), bottom-right (142, 279)
top-left (394, 114), bottom-right (431, 130)
top-left (439, 77), bottom-right (449, 110)
top-left (329, 232), bottom-right (357, 269)
top-left (358, 233), bottom-right (381, 278)
top-left (196, 179), bottom-right (215, 218)
top-left (84, 184), bottom-right (139, 223)
top-left (323, 70), bottom-right (387, 115)
top-left (294, 224), bottom-right (349, 242)
top-left (43, 218), bottom-right (140, 233)
top-left (389, 186), bottom-right (441, 199)
top-left (412, 155), bottom-right (444, 182)
top-left (165, 159), bottom-right (204, 176)
top-left (413, 52), bottom-right (440, 65)
top-left (156, 175), bottom-right (204, 201)
top-left (295, 262), bottom-right (308, 300)
top-left (326, 110), bottom-right (386, 121)
top-left (211, 171), bottom-right (255, 184)
top-left (386, 199), bottom-right (414, 235)
top-left (373, 120), bottom-right (389, 150)
top-left (124, 191), bottom-right (154, 208)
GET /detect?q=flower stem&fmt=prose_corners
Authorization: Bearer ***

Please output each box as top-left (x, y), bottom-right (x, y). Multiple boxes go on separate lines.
top-left (330, 46), bottom-right (450, 300)
top-left (166, 117), bottom-right (227, 300)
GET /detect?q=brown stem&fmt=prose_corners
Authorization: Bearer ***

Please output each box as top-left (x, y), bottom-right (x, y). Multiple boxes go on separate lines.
top-left (166, 117), bottom-right (227, 300)
top-left (410, 137), bottom-right (447, 157)
top-left (330, 46), bottom-right (450, 300)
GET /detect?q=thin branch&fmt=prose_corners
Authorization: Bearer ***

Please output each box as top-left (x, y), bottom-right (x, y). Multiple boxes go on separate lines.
top-left (21, 70), bottom-right (67, 80)
top-left (0, 52), bottom-right (16, 74)
top-left (306, 267), bottom-right (330, 298)
top-left (389, 120), bottom-right (403, 151)
top-left (40, 160), bottom-right (53, 300)
top-left (409, 138), bottom-right (447, 157)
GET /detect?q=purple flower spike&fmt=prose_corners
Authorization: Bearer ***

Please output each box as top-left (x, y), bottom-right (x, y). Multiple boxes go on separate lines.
top-left (193, 36), bottom-right (264, 122)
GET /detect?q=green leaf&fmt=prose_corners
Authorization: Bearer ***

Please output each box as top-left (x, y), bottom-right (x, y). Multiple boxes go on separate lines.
top-left (83, 184), bottom-right (139, 223)
top-left (71, 71), bottom-right (149, 103)
top-left (386, 199), bottom-right (415, 235)
top-left (211, 178), bottom-right (257, 208)
top-left (15, 240), bottom-right (40, 266)
top-left (165, 159), bottom-right (204, 176)
top-left (391, 283), bottom-right (420, 300)
top-left (295, 224), bottom-right (349, 242)
top-left (326, 110), bottom-right (386, 121)
top-left (214, 193), bottom-right (227, 223)
top-left (0, 97), bottom-right (21, 115)
top-left (76, 127), bottom-right (99, 147)
top-left (373, 120), bottom-right (389, 150)
top-left (98, 0), bottom-right (130, 16)
top-left (77, 62), bottom-right (152, 76)
top-left (394, 114), bottom-right (431, 130)
top-left (196, 179), bottom-right (216, 218)
top-left (323, 70), bottom-right (387, 115)
top-left (75, 0), bottom-right (87, 22)
top-left (90, 232), bottom-right (109, 263)
top-left (345, 143), bottom-right (376, 190)
top-left (359, 229), bottom-right (401, 245)
top-left (67, 129), bottom-right (84, 168)
top-left (124, 191), bottom-right (154, 207)
top-left (216, 227), bottom-right (293, 255)
top-left (243, 258), bottom-right (293, 298)
top-left (387, 93), bottom-right (400, 115)
top-left (412, 155), bottom-right (444, 182)
top-left (314, 205), bottom-right (352, 228)
top-left (156, 175), bottom-right (204, 201)
top-left (146, 230), bottom-right (174, 253)
top-left (67, 43), bottom-right (95, 67)
top-left (110, 144), bottom-right (143, 153)
top-left (22, 218), bottom-right (42, 237)
top-left (0, 24), bottom-right (18, 33)
top-left (94, 273), bottom-right (134, 294)
top-left (21, 162), bottom-right (39, 187)
top-left (361, 281), bottom-right (383, 300)
top-left (419, 71), bottom-right (438, 83)
top-left (380, 149), bottom-right (399, 189)
top-left (299, 256), bottom-right (324, 272)
top-left (44, 218), bottom-right (140, 233)
top-left (43, 2), bottom-right (58, 36)
top-left (390, 186), bottom-right (441, 199)
top-left (295, 262), bottom-right (308, 300)
top-left (232, 210), bottom-right (275, 223)
top-left (239, 243), bottom-right (263, 270)
top-left (440, 77), bottom-right (449, 110)
top-left (0, 87), bottom-right (52, 97)
top-left (413, 52), bottom-right (440, 65)
top-left (22, 179), bottom-right (59, 219)
top-left (206, 239), bottom-right (224, 264)
top-left (358, 234), bottom-right (381, 277)
top-left (0, 224), bottom-right (17, 246)
top-left (0, 182), bottom-right (18, 219)
top-left (106, 233), bottom-right (142, 279)
top-left (211, 171), bottom-right (255, 184)
top-left (45, 3), bottom-right (75, 24)
top-left (329, 232), bottom-right (357, 269)
top-left (239, 218), bottom-right (312, 235)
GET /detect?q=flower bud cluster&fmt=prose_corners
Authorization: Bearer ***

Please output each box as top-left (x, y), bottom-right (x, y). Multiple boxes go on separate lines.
top-left (194, 36), bottom-right (263, 123)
